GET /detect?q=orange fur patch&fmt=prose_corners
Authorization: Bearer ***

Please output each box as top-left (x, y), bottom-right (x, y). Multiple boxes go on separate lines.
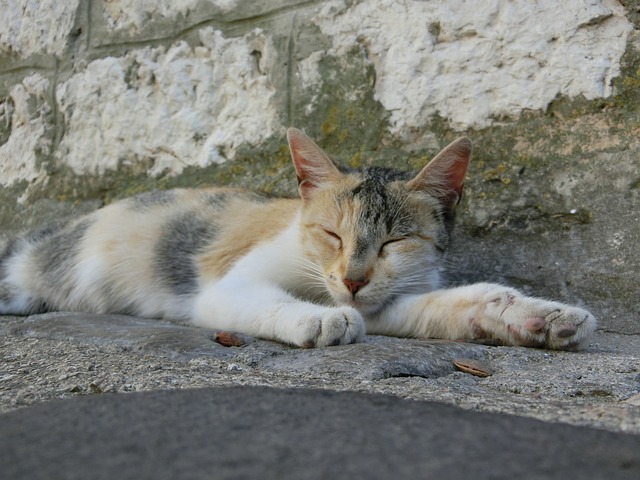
top-left (198, 198), bottom-right (300, 281)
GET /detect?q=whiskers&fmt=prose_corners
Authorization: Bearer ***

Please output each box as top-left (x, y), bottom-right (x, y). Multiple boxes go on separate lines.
top-left (386, 267), bottom-right (442, 296)
top-left (289, 257), bottom-right (333, 303)
top-left (433, 256), bottom-right (477, 288)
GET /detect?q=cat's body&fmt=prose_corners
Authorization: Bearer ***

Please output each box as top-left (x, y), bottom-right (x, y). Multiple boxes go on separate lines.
top-left (0, 129), bottom-right (595, 349)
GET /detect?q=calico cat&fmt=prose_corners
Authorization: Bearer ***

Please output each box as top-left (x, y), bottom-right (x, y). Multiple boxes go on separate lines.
top-left (0, 128), bottom-right (595, 349)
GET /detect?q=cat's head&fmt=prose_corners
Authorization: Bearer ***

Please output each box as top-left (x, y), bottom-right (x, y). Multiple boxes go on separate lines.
top-left (287, 128), bottom-right (471, 315)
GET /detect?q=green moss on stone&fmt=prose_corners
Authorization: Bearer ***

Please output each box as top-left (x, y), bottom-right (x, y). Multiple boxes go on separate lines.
top-left (291, 48), bottom-right (389, 163)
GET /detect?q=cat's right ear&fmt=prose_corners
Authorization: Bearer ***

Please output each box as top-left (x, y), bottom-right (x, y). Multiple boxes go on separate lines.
top-left (287, 128), bottom-right (341, 200)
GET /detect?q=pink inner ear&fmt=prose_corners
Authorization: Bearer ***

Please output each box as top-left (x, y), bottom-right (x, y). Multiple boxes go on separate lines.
top-left (446, 155), bottom-right (469, 202)
top-left (288, 132), bottom-right (308, 176)
top-left (297, 178), bottom-right (317, 201)
top-left (442, 139), bottom-right (471, 197)
top-left (407, 137), bottom-right (472, 210)
top-left (286, 128), bottom-right (340, 200)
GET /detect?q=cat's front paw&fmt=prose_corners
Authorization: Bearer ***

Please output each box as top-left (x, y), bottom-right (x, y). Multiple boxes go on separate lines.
top-left (296, 307), bottom-right (365, 348)
top-left (478, 288), bottom-right (596, 350)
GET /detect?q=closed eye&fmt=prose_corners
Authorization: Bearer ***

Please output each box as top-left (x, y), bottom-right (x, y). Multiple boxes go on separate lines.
top-left (416, 235), bottom-right (444, 253)
top-left (379, 238), bottom-right (406, 256)
top-left (383, 238), bottom-right (405, 247)
top-left (379, 234), bottom-right (435, 256)
top-left (323, 229), bottom-right (342, 248)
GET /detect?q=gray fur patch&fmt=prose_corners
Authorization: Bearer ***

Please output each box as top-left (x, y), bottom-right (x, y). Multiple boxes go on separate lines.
top-left (349, 169), bottom-right (413, 253)
top-left (203, 191), bottom-right (233, 208)
top-left (25, 220), bottom-right (68, 243)
top-left (0, 281), bottom-right (13, 305)
top-left (129, 190), bottom-right (176, 210)
top-left (347, 166), bottom-right (452, 257)
top-left (203, 190), bottom-right (268, 208)
top-left (0, 219), bottom-right (87, 314)
top-left (352, 168), bottom-right (411, 227)
top-left (35, 219), bottom-right (92, 284)
top-left (0, 220), bottom-right (90, 315)
top-left (432, 207), bottom-right (452, 253)
top-left (155, 213), bottom-right (218, 295)
top-left (0, 238), bottom-right (17, 272)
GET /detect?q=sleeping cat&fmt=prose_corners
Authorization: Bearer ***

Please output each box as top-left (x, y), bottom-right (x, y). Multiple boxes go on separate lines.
top-left (0, 128), bottom-right (595, 349)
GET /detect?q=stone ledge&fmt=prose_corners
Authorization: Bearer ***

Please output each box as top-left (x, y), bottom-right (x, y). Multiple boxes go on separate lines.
top-left (1, 312), bottom-right (638, 434)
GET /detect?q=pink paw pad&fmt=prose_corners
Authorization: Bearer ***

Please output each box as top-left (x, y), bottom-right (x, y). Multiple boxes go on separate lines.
top-left (524, 317), bottom-right (546, 333)
top-left (508, 325), bottom-right (544, 347)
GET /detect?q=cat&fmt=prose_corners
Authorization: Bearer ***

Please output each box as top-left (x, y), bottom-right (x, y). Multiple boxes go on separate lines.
top-left (0, 128), bottom-right (595, 349)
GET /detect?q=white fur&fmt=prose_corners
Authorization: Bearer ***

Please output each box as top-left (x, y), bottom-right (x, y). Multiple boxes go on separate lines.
top-left (0, 245), bottom-right (40, 314)
top-left (66, 250), bottom-right (107, 311)
top-left (193, 213), bottom-right (365, 346)
top-left (192, 212), bottom-right (595, 349)
top-left (367, 283), bottom-right (596, 349)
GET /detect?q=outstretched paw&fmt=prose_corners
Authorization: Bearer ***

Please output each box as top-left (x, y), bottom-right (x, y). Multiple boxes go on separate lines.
top-left (508, 305), bottom-right (596, 349)
top-left (479, 288), bottom-right (596, 350)
top-left (296, 306), bottom-right (365, 348)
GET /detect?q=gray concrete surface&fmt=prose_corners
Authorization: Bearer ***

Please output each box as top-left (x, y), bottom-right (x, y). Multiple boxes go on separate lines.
top-left (2, 386), bottom-right (639, 480)
top-left (1, 312), bottom-right (639, 435)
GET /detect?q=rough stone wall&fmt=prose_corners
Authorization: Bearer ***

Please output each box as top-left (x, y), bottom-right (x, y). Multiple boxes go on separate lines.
top-left (0, 0), bottom-right (638, 333)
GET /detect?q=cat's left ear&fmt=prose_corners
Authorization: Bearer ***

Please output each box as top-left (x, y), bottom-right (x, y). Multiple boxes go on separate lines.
top-left (287, 128), bottom-right (341, 200)
top-left (407, 137), bottom-right (471, 212)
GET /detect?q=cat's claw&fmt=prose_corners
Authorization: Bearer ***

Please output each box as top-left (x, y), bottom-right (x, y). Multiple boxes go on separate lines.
top-left (479, 288), bottom-right (596, 350)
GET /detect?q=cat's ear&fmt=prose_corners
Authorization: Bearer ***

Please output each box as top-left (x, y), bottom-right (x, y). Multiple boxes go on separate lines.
top-left (287, 128), bottom-right (341, 200)
top-left (407, 137), bottom-right (471, 212)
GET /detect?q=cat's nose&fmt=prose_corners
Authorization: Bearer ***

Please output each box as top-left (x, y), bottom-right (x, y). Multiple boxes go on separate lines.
top-left (343, 278), bottom-right (369, 295)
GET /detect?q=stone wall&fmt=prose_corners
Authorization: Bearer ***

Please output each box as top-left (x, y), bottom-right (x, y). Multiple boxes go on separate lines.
top-left (0, 0), bottom-right (638, 333)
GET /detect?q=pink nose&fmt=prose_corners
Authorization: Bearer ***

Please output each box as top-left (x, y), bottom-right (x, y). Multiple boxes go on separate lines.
top-left (343, 278), bottom-right (369, 295)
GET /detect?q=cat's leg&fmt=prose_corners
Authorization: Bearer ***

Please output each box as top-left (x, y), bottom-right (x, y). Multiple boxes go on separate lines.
top-left (367, 283), bottom-right (596, 350)
top-left (192, 279), bottom-right (365, 348)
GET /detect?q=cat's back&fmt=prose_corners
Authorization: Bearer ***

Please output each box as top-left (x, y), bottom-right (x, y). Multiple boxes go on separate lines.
top-left (1, 187), bottom-right (300, 318)
top-left (77, 187), bottom-right (275, 265)
top-left (90, 186), bottom-right (295, 244)
top-left (79, 186), bottom-right (301, 296)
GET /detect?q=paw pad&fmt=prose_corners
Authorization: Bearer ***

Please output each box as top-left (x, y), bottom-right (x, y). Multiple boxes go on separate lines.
top-left (556, 325), bottom-right (578, 338)
top-left (524, 317), bottom-right (546, 333)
